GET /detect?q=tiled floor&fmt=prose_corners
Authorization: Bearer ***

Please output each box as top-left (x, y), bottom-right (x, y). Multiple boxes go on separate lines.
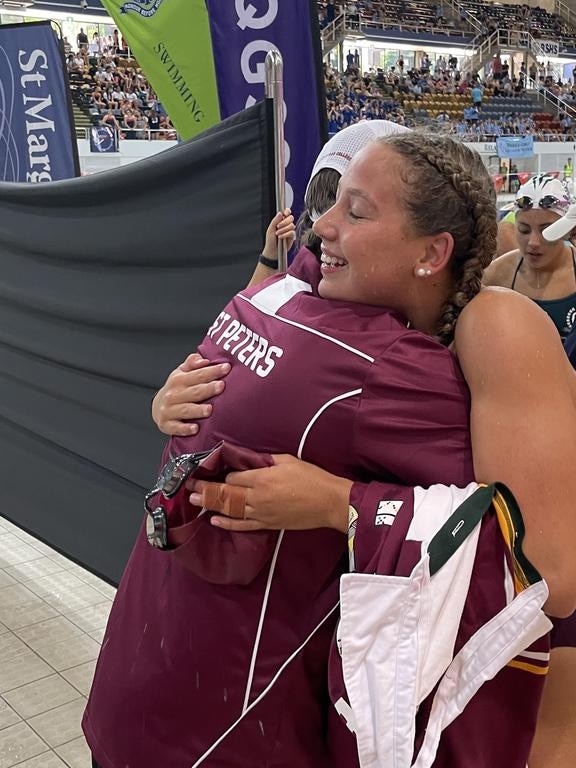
top-left (0, 515), bottom-right (114, 768)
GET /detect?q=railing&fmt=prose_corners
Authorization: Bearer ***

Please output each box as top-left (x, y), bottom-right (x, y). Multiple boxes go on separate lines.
top-left (554, 0), bottom-right (576, 36)
top-left (463, 29), bottom-right (573, 78)
top-left (359, 18), bottom-right (473, 37)
top-left (321, 13), bottom-right (348, 53)
top-left (460, 133), bottom-right (575, 142)
top-left (78, 127), bottom-right (179, 141)
top-left (526, 76), bottom-right (576, 122)
top-left (461, 29), bottom-right (497, 76)
top-left (321, 10), bottom-right (475, 54)
top-left (441, 0), bottom-right (485, 35)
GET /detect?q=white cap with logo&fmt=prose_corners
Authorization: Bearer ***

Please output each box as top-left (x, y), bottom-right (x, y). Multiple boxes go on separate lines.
top-left (305, 120), bottom-right (411, 201)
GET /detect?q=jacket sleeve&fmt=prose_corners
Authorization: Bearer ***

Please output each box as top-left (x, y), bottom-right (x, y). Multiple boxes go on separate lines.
top-left (348, 481), bottom-right (420, 575)
top-left (348, 333), bottom-right (474, 575)
top-left (352, 332), bottom-right (472, 488)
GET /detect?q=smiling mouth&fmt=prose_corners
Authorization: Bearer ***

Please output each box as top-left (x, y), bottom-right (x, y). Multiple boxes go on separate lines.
top-left (320, 252), bottom-right (348, 269)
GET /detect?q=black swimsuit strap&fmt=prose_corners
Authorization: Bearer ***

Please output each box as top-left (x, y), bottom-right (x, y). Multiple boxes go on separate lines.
top-left (511, 257), bottom-right (523, 290)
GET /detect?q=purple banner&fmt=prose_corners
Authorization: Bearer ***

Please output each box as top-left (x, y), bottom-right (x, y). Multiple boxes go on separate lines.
top-left (0, 21), bottom-right (78, 182)
top-left (206, 0), bottom-right (326, 218)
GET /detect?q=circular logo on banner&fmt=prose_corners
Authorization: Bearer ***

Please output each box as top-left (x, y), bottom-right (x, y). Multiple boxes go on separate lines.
top-left (90, 126), bottom-right (117, 153)
top-left (120, 0), bottom-right (165, 17)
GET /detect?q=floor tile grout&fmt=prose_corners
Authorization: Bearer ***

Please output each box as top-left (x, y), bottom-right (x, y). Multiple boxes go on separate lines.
top-left (0, 516), bottom-right (108, 767)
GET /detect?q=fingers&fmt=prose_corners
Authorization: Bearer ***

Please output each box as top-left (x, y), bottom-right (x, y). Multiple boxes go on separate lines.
top-left (158, 419), bottom-right (199, 437)
top-left (275, 214), bottom-right (295, 240)
top-left (210, 516), bottom-right (264, 532)
top-left (178, 353), bottom-right (211, 372)
top-left (221, 466), bottom-right (274, 488)
top-left (165, 365), bottom-right (230, 406)
top-left (271, 454), bottom-right (299, 465)
top-left (192, 482), bottom-right (249, 519)
top-left (177, 362), bottom-right (231, 387)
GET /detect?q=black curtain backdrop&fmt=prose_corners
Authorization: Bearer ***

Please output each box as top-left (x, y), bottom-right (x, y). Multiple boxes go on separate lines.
top-left (0, 101), bottom-right (274, 584)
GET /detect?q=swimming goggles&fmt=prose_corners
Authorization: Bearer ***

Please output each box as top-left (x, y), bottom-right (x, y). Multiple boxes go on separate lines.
top-left (515, 194), bottom-right (570, 211)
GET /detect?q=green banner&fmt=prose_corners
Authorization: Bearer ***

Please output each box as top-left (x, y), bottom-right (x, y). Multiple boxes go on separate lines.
top-left (100, 0), bottom-right (220, 139)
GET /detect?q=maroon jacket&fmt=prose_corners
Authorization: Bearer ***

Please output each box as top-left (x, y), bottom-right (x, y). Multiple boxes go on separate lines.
top-left (327, 482), bottom-right (549, 768)
top-left (83, 248), bottom-right (474, 767)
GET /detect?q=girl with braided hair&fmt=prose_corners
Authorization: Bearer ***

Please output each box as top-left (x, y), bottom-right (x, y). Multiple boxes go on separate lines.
top-left (86, 132), bottom-right (576, 768)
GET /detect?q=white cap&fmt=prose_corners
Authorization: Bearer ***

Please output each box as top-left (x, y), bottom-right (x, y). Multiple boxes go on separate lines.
top-left (515, 174), bottom-right (571, 220)
top-left (543, 203), bottom-right (576, 241)
top-left (305, 120), bottom-right (411, 201)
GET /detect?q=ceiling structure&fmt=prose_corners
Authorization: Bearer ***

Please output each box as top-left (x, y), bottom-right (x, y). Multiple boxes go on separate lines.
top-left (0, 0), bottom-right (109, 16)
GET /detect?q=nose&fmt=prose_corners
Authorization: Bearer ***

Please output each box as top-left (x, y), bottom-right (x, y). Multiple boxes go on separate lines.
top-left (526, 227), bottom-right (545, 249)
top-left (312, 205), bottom-right (337, 242)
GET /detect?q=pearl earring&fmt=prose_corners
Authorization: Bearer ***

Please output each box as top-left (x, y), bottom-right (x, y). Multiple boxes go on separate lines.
top-left (416, 267), bottom-right (427, 277)
top-left (425, 268), bottom-right (432, 276)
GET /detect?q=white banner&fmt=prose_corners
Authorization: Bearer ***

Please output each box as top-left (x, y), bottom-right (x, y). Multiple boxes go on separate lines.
top-left (534, 39), bottom-right (560, 57)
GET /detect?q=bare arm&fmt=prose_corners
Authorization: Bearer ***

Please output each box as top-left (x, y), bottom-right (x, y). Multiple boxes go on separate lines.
top-left (456, 287), bottom-right (576, 617)
top-left (530, 647), bottom-right (576, 768)
top-left (482, 251), bottom-right (516, 286)
top-left (247, 208), bottom-right (295, 288)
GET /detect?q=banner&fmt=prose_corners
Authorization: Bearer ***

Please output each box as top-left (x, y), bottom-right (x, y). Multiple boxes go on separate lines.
top-left (0, 21), bottom-right (78, 182)
top-left (206, 0), bottom-right (327, 215)
top-left (534, 39), bottom-right (560, 58)
top-left (100, 0), bottom-right (220, 140)
top-left (0, 100), bottom-right (274, 584)
top-left (496, 136), bottom-right (534, 159)
top-left (90, 125), bottom-right (119, 152)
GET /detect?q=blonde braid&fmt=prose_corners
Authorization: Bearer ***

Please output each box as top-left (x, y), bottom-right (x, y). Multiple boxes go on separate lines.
top-left (379, 134), bottom-right (497, 346)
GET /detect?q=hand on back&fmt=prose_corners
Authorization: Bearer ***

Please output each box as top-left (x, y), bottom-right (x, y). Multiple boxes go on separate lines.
top-left (151, 353), bottom-right (230, 436)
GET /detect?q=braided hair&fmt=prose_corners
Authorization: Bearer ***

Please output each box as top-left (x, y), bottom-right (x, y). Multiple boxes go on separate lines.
top-left (378, 133), bottom-right (497, 346)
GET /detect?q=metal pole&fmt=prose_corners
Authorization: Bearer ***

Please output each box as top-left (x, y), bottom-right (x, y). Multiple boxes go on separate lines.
top-left (265, 50), bottom-right (287, 271)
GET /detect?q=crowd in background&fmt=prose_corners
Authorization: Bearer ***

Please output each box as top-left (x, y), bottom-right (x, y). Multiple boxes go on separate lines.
top-left (61, 2), bottom-right (576, 144)
top-left (66, 29), bottom-right (176, 140)
top-left (324, 54), bottom-right (576, 141)
top-left (317, 0), bottom-right (576, 45)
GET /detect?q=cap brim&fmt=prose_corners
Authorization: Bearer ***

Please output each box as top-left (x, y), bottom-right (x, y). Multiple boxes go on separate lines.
top-left (543, 216), bottom-right (576, 242)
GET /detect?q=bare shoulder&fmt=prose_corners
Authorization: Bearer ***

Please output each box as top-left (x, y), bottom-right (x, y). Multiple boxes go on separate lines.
top-left (455, 287), bottom-right (564, 383)
top-left (482, 250), bottom-right (519, 286)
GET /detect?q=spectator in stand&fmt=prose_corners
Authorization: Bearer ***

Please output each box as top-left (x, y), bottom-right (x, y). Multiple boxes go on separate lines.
top-left (101, 109), bottom-right (120, 132)
top-left (326, 0), bottom-right (336, 24)
top-left (76, 27), bottom-right (88, 53)
top-left (148, 109), bottom-right (161, 139)
top-left (471, 82), bottom-right (483, 107)
top-left (492, 52), bottom-right (502, 80)
top-left (90, 88), bottom-right (108, 110)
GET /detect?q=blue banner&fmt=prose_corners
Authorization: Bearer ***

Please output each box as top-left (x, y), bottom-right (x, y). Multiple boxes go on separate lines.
top-left (90, 125), bottom-right (119, 153)
top-left (205, 0), bottom-right (326, 217)
top-left (496, 136), bottom-right (535, 159)
top-left (0, 21), bottom-right (78, 182)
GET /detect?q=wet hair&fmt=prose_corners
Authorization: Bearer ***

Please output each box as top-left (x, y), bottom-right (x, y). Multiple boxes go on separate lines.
top-left (295, 168), bottom-right (341, 257)
top-left (378, 133), bottom-right (497, 346)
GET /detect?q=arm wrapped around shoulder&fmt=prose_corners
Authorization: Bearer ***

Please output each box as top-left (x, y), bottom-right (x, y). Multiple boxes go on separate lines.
top-left (456, 287), bottom-right (576, 618)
